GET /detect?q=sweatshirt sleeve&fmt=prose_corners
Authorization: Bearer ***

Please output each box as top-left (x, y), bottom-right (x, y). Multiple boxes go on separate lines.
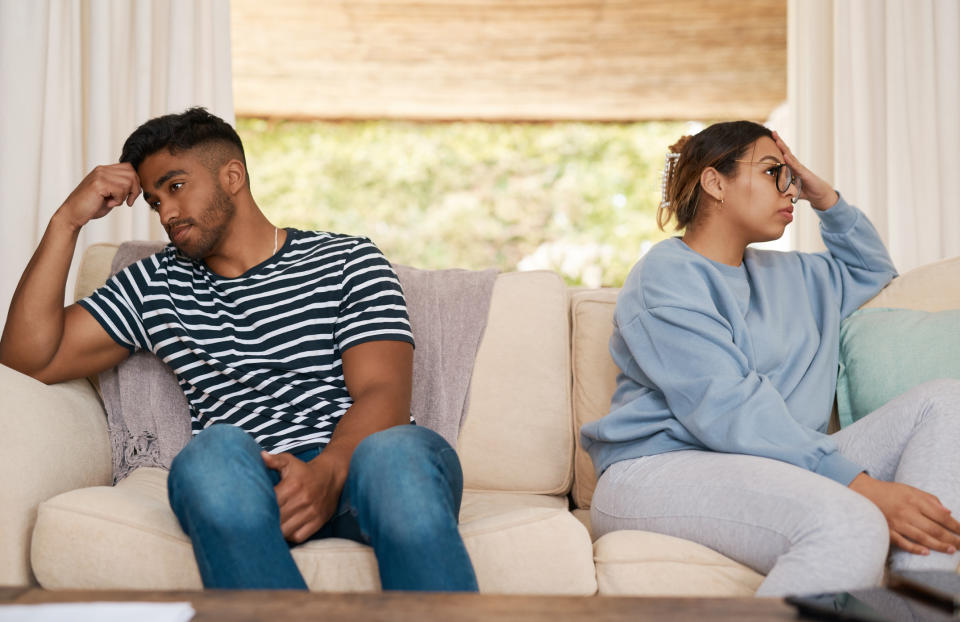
top-left (620, 304), bottom-right (864, 485)
top-left (813, 194), bottom-right (897, 318)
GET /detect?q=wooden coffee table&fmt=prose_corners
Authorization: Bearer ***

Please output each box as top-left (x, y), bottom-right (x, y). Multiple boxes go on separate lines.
top-left (3, 586), bottom-right (954, 621)
top-left (0, 587), bottom-right (798, 621)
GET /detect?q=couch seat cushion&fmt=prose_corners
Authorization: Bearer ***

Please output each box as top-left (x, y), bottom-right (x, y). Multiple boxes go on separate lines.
top-left (572, 508), bottom-right (761, 597)
top-left (593, 530), bottom-right (762, 597)
top-left (31, 468), bottom-right (597, 595)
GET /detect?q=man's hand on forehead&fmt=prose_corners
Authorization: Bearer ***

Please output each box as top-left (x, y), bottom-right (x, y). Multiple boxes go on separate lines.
top-left (125, 164), bottom-right (143, 205)
top-left (56, 163), bottom-right (143, 231)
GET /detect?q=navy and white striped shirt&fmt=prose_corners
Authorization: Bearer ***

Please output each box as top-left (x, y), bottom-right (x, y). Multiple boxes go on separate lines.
top-left (79, 229), bottom-right (414, 454)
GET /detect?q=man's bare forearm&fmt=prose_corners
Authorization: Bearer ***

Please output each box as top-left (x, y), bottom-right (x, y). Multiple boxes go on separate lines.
top-left (0, 211), bottom-right (82, 373)
top-left (321, 389), bottom-right (410, 470)
top-left (311, 341), bottom-right (414, 480)
top-left (0, 163), bottom-right (141, 375)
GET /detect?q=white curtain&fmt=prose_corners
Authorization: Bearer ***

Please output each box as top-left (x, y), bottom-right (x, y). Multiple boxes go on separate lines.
top-left (0, 0), bottom-right (232, 325)
top-left (787, 0), bottom-right (960, 273)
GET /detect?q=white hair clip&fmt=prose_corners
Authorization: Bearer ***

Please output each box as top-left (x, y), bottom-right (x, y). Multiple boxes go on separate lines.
top-left (660, 152), bottom-right (681, 207)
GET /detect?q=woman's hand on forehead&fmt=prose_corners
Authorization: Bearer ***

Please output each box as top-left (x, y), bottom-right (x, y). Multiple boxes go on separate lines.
top-left (771, 131), bottom-right (838, 211)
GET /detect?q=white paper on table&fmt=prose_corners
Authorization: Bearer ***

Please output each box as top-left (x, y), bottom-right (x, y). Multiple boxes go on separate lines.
top-left (0, 601), bottom-right (195, 622)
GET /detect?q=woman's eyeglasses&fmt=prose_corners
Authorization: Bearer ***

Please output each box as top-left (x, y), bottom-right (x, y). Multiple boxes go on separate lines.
top-left (735, 160), bottom-right (802, 195)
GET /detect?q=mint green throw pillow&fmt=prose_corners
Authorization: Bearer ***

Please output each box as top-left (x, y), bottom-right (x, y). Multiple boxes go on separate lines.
top-left (837, 308), bottom-right (960, 428)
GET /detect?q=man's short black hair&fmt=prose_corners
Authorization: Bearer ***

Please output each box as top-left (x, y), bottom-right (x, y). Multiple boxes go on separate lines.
top-left (119, 107), bottom-right (246, 178)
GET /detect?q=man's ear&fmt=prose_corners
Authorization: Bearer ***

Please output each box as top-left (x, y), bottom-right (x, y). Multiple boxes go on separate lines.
top-left (700, 167), bottom-right (724, 203)
top-left (220, 159), bottom-right (247, 194)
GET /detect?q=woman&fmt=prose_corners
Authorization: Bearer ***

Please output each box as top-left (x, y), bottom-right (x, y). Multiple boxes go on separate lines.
top-left (580, 120), bottom-right (960, 597)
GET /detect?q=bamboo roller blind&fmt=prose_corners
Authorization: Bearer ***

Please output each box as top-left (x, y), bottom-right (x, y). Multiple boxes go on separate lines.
top-left (231, 0), bottom-right (786, 121)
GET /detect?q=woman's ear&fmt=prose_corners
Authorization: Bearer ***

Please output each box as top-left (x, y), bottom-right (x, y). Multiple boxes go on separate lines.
top-left (220, 159), bottom-right (247, 194)
top-left (700, 167), bottom-right (724, 203)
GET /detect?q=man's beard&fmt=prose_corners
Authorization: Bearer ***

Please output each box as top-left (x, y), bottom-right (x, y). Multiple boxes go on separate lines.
top-left (171, 186), bottom-right (235, 260)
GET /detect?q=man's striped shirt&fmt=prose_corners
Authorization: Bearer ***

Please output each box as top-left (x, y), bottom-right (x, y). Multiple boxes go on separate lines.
top-left (78, 229), bottom-right (414, 454)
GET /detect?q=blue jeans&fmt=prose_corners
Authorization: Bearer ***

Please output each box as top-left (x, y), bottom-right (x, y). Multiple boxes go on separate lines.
top-left (167, 424), bottom-right (478, 591)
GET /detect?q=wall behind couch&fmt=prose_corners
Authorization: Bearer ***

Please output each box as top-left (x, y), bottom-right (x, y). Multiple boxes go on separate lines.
top-left (787, 0), bottom-right (960, 273)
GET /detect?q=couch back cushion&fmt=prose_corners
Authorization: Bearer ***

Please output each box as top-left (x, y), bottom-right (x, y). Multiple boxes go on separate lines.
top-left (457, 271), bottom-right (573, 494)
top-left (76, 245), bottom-right (574, 495)
top-left (74, 243), bottom-right (119, 301)
top-left (569, 289), bottom-right (620, 509)
top-left (861, 255), bottom-right (960, 311)
top-left (834, 255), bottom-right (960, 427)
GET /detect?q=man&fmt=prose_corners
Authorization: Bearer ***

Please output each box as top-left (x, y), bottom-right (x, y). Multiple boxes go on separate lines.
top-left (0, 108), bottom-right (478, 591)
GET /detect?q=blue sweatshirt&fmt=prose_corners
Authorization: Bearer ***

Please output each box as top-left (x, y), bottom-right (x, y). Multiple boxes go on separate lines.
top-left (580, 196), bottom-right (897, 485)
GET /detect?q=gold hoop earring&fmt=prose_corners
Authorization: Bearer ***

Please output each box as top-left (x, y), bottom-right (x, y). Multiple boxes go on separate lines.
top-left (719, 196), bottom-right (724, 209)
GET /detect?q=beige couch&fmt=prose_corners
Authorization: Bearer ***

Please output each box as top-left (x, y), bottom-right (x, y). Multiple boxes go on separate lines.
top-left (2, 245), bottom-right (959, 594)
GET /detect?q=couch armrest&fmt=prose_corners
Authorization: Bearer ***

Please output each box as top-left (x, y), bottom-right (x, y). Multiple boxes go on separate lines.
top-left (0, 365), bottom-right (111, 586)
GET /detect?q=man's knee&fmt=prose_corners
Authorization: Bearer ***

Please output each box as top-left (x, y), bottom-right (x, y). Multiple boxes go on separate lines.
top-left (352, 425), bottom-right (459, 477)
top-left (168, 424), bottom-right (272, 523)
top-left (348, 425), bottom-right (464, 522)
top-left (171, 424), bottom-right (255, 471)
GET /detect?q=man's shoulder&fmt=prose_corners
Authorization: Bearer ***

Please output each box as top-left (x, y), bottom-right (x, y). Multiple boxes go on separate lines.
top-left (110, 243), bottom-right (181, 283)
top-left (289, 228), bottom-right (369, 246)
top-left (286, 230), bottom-right (394, 271)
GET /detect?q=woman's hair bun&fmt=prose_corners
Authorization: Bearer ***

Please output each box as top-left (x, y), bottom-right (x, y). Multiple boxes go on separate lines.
top-left (668, 135), bottom-right (691, 155)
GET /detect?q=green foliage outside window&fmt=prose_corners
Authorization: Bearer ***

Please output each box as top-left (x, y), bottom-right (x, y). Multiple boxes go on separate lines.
top-left (238, 118), bottom-right (693, 287)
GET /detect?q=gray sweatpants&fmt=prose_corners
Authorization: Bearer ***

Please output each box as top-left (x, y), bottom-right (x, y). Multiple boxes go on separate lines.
top-left (591, 379), bottom-right (960, 597)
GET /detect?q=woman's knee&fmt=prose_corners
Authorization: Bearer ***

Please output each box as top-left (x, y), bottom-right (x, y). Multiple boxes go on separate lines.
top-left (916, 378), bottom-right (960, 394)
top-left (812, 491), bottom-right (889, 566)
top-left (895, 379), bottom-right (960, 434)
top-left (909, 379), bottom-right (960, 413)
